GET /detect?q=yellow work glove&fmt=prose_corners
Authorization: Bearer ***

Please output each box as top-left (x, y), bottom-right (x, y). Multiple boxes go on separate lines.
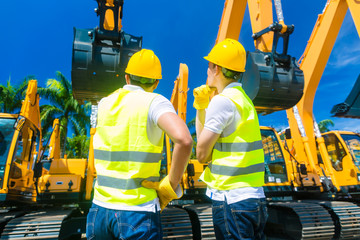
top-left (193, 85), bottom-right (215, 110)
top-left (141, 175), bottom-right (182, 212)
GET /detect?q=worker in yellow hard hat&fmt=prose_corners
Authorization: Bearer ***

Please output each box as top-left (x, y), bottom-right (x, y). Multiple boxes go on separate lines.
top-left (87, 49), bottom-right (192, 239)
top-left (194, 38), bottom-right (267, 239)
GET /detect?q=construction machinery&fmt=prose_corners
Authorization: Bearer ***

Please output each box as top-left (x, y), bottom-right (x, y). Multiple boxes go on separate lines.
top-left (0, 80), bottom-right (89, 239)
top-left (1, 0), bottom-right (359, 239)
top-left (67, 0), bottom-right (360, 239)
top-left (187, 0), bottom-right (360, 239)
top-left (322, 130), bottom-right (360, 197)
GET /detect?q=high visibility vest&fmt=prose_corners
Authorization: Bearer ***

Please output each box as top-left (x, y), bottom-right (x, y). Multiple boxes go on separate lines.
top-left (200, 86), bottom-right (264, 190)
top-left (93, 88), bottom-right (163, 206)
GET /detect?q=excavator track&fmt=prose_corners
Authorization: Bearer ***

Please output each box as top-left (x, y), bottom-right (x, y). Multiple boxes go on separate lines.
top-left (266, 201), bottom-right (335, 240)
top-left (182, 204), bottom-right (216, 239)
top-left (318, 201), bottom-right (360, 239)
top-left (0, 210), bottom-right (25, 235)
top-left (161, 206), bottom-right (193, 239)
top-left (0, 209), bottom-right (85, 240)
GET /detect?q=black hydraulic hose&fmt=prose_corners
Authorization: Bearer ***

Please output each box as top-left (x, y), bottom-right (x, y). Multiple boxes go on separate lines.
top-left (282, 140), bottom-right (305, 187)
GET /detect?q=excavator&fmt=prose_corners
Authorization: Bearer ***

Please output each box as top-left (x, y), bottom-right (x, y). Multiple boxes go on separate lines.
top-left (172, 0), bottom-right (360, 239)
top-left (2, 0), bottom-right (359, 239)
top-left (0, 81), bottom-right (89, 239)
top-left (71, 0), bottom-right (360, 239)
top-left (321, 130), bottom-right (360, 196)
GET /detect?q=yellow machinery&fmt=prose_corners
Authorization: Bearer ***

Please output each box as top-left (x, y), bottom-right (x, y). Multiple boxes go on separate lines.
top-left (322, 130), bottom-right (360, 196)
top-left (0, 80), bottom-right (41, 205)
top-left (195, 0), bottom-right (360, 239)
top-left (0, 0), bottom-right (356, 239)
top-left (0, 81), bottom-right (88, 239)
top-left (69, 0), bottom-right (360, 239)
top-left (285, 0), bottom-right (360, 199)
top-left (37, 119), bottom-right (89, 205)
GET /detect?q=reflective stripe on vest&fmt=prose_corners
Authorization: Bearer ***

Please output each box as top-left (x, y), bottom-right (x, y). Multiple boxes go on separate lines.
top-left (94, 149), bottom-right (162, 163)
top-left (200, 86), bottom-right (265, 190)
top-left (208, 162), bottom-right (265, 176)
top-left (97, 175), bottom-right (160, 190)
top-left (214, 140), bottom-right (262, 152)
top-left (93, 89), bottom-right (163, 206)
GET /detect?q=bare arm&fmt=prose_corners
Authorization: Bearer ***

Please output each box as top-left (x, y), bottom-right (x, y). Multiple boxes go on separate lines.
top-left (157, 112), bottom-right (193, 190)
top-left (195, 109), bottom-right (206, 139)
top-left (195, 109), bottom-right (220, 163)
top-left (196, 128), bottom-right (220, 163)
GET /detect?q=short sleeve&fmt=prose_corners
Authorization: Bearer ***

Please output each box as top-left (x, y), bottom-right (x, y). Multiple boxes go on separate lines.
top-left (149, 95), bottom-right (176, 125)
top-left (204, 95), bottom-right (236, 134)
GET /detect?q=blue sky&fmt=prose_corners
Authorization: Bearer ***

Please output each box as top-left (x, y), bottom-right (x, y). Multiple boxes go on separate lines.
top-left (1, 0), bottom-right (359, 133)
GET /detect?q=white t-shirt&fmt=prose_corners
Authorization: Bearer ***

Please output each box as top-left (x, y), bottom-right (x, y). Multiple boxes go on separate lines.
top-left (204, 82), bottom-right (265, 204)
top-left (93, 84), bottom-right (181, 212)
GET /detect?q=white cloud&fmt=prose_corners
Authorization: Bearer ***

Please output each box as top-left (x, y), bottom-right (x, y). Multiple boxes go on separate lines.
top-left (331, 118), bottom-right (360, 132)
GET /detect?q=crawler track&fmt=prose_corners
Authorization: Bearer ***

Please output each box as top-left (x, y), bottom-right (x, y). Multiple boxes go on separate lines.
top-left (266, 201), bottom-right (335, 239)
top-left (319, 201), bottom-right (360, 239)
top-left (0, 209), bottom-right (85, 240)
top-left (161, 207), bottom-right (193, 239)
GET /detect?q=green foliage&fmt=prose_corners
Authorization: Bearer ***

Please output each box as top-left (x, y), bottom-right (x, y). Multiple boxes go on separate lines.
top-left (66, 134), bottom-right (90, 158)
top-left (318, 119), bottom-right (335, 133)
top-left (0, 76), bottom-right (34, 113)
top-left (38, 71), bottom-right (90, 156)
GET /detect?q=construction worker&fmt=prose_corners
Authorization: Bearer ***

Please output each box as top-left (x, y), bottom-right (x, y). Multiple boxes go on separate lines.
top-left (86, 49), bottom-right (193, 239)
top-left (194, 38), bottom-right (267, 239)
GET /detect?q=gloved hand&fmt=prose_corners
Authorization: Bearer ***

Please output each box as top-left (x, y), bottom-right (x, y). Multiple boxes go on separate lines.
top-left (141, 175), bottom-right (182, 212)
top-left (193, 85), bottom-right (215, 110)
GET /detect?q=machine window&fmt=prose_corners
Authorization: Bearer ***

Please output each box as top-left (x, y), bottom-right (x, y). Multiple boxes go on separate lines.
top-left (261, 129), bottom-right (287, 183)
top-left (323, 134), bottom-right (346, 171)
top-left (341, 134), bottom-right (360, 170)
top-left (0, 118), bottom-right (16, 165)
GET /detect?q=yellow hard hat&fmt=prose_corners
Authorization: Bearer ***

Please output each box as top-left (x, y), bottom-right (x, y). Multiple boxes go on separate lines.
top-left (125, 49), bottom-right (162, 79)
top-left (204, 38), bottom-right (246, 72)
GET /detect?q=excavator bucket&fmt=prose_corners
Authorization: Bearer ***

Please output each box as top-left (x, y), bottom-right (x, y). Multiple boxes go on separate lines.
top-left (241, 23), bottom-right (304, 114)
top-left (71, 0), bottom-right (142, 103)
top-left (71, 28), bottom-right (142, 103)
top-left (331, 74), bottom-right (360, 119)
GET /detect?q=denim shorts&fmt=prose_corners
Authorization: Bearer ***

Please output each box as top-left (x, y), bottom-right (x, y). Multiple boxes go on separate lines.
top-left (86, 203), bottom-right (162, 240)
top-left (212, 198), bottom-right (268, 240)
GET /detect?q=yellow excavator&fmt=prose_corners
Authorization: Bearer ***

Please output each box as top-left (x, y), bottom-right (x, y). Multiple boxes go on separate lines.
top-left (322, 130), bottom-right (360, 196)
top-left (70, 0), bottom-right (360, 239)
top-left (177, 0), bottom-right (360, 239)
top-left (2, 0), bottom-right (359, 239)
top-left (0, 81), bottom-right (89, 239)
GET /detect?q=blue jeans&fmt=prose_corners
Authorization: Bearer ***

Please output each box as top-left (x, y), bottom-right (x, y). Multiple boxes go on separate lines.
top-left (86, 203), bottom-right (162, 240)
top-left (212, 198), bottom-right (268, 240)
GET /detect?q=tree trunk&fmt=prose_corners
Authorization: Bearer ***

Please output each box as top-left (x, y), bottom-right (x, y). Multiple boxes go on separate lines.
top-left (61, 118), bottom-right (68, 158)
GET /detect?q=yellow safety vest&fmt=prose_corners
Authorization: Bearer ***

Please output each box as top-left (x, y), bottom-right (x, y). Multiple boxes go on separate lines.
top-left (200, 86), bottom-right (264, 190)
top-left (93, 88), bottom-right (163, 206)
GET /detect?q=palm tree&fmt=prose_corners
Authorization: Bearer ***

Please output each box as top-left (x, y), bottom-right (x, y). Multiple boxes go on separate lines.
top-left (0, 76), bottom-right (33, 113)
top-left (66, 134), bottom-right (90, 158)
top-left (38, 71), bottom-right (90, 156)
top-left (318, 119), bottom-right (335, 133)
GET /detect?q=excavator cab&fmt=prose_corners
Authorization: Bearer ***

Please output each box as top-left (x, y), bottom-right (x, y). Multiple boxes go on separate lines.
top-left (322, 131), bottom-right (360, 197)
top-left (261, 126), bottom-right (293, 197)
top-left (241, 23), bottom-right (304, 114)
top-left (71, 0), bottom-right (142, 103)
